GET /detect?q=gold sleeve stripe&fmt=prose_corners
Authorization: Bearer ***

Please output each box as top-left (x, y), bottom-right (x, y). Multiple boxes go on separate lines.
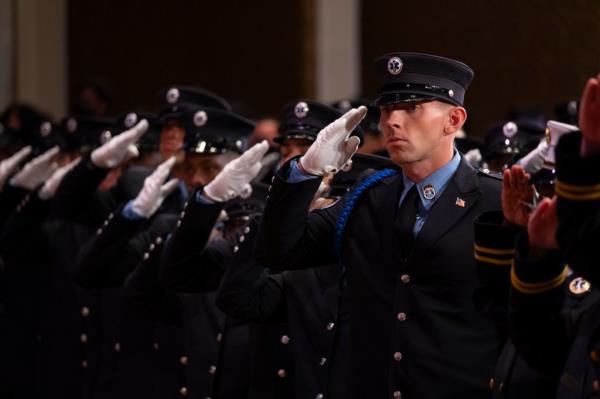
top-left (474, 244), bottom-right (515, 256)
top-left (555, 179), bottom-right (600, 193)
top-left (555, 186), bottom-right (600, 201)
top-left (510, 264), bottom-right (569, 294)
top-left (474, 253), bottom-right (513, 266)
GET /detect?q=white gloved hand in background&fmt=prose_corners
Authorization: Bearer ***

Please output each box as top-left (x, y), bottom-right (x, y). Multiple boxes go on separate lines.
top-left (204, 141), bottom-right (270, 202)
top-left (0, 146), bottom-right (32, 190)
top-left (130, 156), bottom-right (179, 218)
top-left (38, 157), bottom-right (82, 200)
top-left (91, 119), bottom-right (148, 169)
top-left (299, 106), bottom-right (365, 176)
top-left (516, 138), bottom-right (549, 174)
top-left (10, 146), bottom-right (60, 190)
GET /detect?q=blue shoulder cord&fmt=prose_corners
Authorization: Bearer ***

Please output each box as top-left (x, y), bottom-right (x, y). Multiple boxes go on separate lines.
top-left (334, 168), bottom-right (399, 256)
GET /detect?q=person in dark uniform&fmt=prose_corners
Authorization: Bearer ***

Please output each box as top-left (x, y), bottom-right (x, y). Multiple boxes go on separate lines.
top-left (254, 52), bottom-right (505, 398)
top-left (507, 73), bottom-right (600, 398)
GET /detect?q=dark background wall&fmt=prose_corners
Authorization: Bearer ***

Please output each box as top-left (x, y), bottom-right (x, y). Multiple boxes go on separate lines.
top-left (69, 0), bottom-right (600, 135)
top-left (68, 0), bottom-right (315, 119)
top-left (361, 0), bottom-right (600, 135)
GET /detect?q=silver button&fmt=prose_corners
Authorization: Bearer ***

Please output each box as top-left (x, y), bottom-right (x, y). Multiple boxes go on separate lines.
top-left (180, 211), bottom-right (186, 218)
top-left (397, 312), bottom-right (407, 322)
top-left (180, 356), bottom-right (188, 365)
top-left (108, 213), bottom-right (114, 220)
top-left (239, 235), bottom-right (245, 243)
top-left (233, 246), bottom-right (239, 253)
top-left (96, 228), bottom-right (103, 235)
top-left (81, 306), bottom-right (90, 317)
top-left (155, 237), bottom-right (162, 245)
top-left (114, 342), bottom-right (121, 352)
top-left (183, 201), bottom-right (188, 209)
top-left (319, 357), bottom-right (327, 366)
top-left (280, 335), bottom-right (290, 345)
top-left (277, 369), bottom-right (286, 378)
top-left (244, 226), bottom-right (250, 234)
top-left (316, 394), bottom-right (324, 399)
top-left (143, 252), bottom-right (150, 260)
top-left (149, 243), bottom-right (155, 251)
top-left (393, 352), bottom-right (402, 361)
top-left (393, 391), bottom-right (401, 399)
top-left (80, 333), bottom-right (88, 343)
top-left (103, 220), bottom-right (109, 227)
top-left (326, 322), bottom-right (335, 331)
top-left (179, 386), bottom-right (188, 396)
top-left (153, 342), bottom-right (159, 351)
top-left (81, 360), bottom-right (88, 368)
top-left (216, 333), bottom-right (223, 342)
top-left (400, 274), bottom-right (410, 283)
top-left (209, 365), bottom-right (217, 374)
top-left (176, 220), bottom-right (182, 228)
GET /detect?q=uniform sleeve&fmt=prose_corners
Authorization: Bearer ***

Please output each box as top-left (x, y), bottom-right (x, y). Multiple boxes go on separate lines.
top-left (254, 158), bottom-right (341, 271)
top-left (216, 217), bottom-right (286, 322)
top-left (158, 187), bottom-right (229, 292)
top-left (555, 131), bottom-right (600, 285)
top-left (508, 232), bottom-right (569, 377)
top-left (472, 210), bottom-right (522, 333)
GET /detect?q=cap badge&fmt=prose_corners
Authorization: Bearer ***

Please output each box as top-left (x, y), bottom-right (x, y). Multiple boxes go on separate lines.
top-left (502, 121), bottom-right (518, 138)
top-left (545, 127), bottom-right (551, 145)
top-left (569, 277), bottom-right (591, 295)
top-left (193, 110), bottom-right (208, 127)
top-left (67, 118), bottom-right (77, 133)
top-left (40, 122), bottom-right (52, 137)
top-left (100, 130), bottom-right (112, 144)
top-left (422, 184), bottom-right (436, 200)
top-left (125, 112), bottom-right (138, 128)
top-left (455, 197), bottom-right (466, 208)
top-left (294, 102), bottom-right (309, 118)
top-left (166, 88), bottom-right (180, 104)
top-left (448, 89), bottom-right (455, 98)
top-left (387, 57), bottom-right (403, 75)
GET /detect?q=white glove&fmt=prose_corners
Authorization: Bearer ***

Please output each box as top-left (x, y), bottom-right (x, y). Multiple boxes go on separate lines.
top-left (517, 138), bottom-right (549, 174)
top-left (463, 148), bottom-right (482, 167)
top-left (0, 146), bottom-right (32, 190)
top-left (299, 106), bottom-right (365, 176)
top-left (10, 146), bottom-right (60, 190)
top-left (204, 141), bottom-right (270, 202)
top-left (131, 156), bottom-right (179, 218)
top-left (38, 157), bottom-right (82, 200)
top-left (91, 119), bottom-right (148, 169)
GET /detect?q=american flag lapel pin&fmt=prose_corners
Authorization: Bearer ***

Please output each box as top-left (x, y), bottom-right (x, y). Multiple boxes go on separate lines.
top-left (455, 197), bottom-right (466, 208)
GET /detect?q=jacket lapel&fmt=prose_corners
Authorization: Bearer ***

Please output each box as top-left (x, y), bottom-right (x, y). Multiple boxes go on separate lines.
top-left (409, 158), bottom-right (481, 262)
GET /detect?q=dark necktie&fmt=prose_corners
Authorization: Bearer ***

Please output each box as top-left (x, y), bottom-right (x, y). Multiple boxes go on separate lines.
top-left (397, 185), bottom-right (419, 257)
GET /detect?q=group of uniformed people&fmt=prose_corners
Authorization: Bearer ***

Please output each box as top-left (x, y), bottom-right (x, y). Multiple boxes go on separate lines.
top-left (0, 51), bottom-right (598, 399)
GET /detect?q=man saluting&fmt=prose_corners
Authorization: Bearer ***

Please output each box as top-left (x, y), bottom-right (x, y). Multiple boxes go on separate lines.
top-left (255, 53), bottom-right (504, 398)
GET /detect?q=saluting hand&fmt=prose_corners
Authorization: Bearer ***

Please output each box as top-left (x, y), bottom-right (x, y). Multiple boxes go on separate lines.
top-left (0, 146), bottom-right (32, 191)
top-left (502, 165), bottom-right (534, 228)
top-left (10, 146), bottom-right (60, 190)
top-left (131, 156), bottom-right (179, 218)
top-left (299, 106), bottom-right (365, 176)
top-left (203, 141), bottom-right (270, 202)
top-left (579, 72), bottom-right (600, 156)
top-left (38, 157), bottom-right (82, 200)
top-left (91, 119), bottom-right (148, 169)
top-left (527, 196), bottom-right (558, 251)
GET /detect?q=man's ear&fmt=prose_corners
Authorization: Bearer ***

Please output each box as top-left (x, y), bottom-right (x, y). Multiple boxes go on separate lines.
top-left (444, 106), bottom-right (467, 135)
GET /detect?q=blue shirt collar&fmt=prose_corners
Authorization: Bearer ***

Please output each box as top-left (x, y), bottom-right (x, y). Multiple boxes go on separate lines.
top-left (401, 151), bottom-right (461, 210)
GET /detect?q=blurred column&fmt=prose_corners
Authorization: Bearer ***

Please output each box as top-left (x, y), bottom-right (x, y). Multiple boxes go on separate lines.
top-left (315, 0), bottom-right (361, 103)
top-left (15, 0), bottom-right (67, 119)
top-left (0, 0), bottom-right (14, 111)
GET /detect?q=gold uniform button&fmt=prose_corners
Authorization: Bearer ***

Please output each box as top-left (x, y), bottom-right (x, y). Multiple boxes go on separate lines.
top-left (590, 350), bottom-right (600, 363)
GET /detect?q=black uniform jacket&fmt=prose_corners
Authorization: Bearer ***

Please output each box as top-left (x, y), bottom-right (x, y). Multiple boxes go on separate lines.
top-left (255, 156), bottom-right (504, 398)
